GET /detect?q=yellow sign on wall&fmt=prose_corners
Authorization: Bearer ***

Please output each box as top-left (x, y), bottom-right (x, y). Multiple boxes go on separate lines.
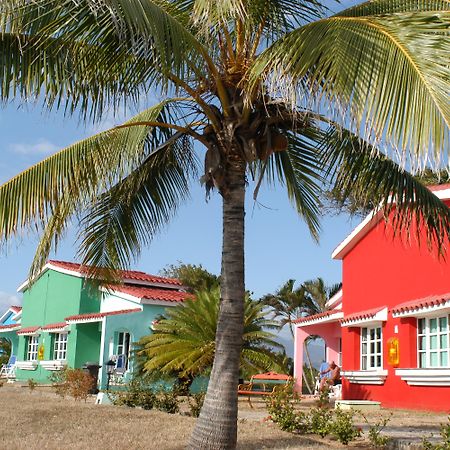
top-left (38, 345), bottom-right (45, 361)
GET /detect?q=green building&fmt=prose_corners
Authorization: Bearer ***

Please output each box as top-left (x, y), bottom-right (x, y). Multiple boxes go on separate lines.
top-left (0, 260), bottom-right (189, 388)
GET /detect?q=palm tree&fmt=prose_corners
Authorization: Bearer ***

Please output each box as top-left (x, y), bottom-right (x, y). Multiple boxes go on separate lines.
top-left (138, 288), bottom-right (284, 379)
top-left (262, 278), bottom-right (341, 393)
top-left (0, 1), bottom-right (449, 447)
top-left (302, 278), bottom-right (342, 316)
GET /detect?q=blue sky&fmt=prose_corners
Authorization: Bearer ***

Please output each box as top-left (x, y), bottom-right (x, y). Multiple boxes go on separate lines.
top-left (0, 101), bottom-right (359, 310)
top-left (0, 1), bottom-right (361, 362)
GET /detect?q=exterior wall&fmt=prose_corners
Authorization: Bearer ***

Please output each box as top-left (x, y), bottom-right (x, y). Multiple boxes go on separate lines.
top-left (98, 295), bottom-right (168, 388)
top-left (72, 322), bottom-right (102, 368)
top-left (2, 312), bottom-right (17, 325)
top-left (15, 269), bottom-right (101, 383)
top-left (294, 322), bottom-right (341, 392)
top-left (0, 331), bottom-right (19, 359)
top-left (341, 199), bottom-right (450, 411)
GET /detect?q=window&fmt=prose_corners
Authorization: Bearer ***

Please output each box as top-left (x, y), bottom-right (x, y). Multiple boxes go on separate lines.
top-left (418, 315), bottom-right (450, 368)
top-left (53, 333), bottom-right (68, 361)
top-left (27, 336), bottom-right (39, 361)
top-left (361, 326), bottom-right (382, 370)
top-left (117, 332), bottom-right (131, 371)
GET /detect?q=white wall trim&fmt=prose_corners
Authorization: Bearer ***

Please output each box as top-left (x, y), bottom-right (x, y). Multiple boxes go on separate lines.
top-left (326, 289), bottom-right (343, 309)
top-left (392, 301), bottom-right (450, 318)
top-left (40, 360), bottom-right (67, 371)
top-left (295, 311), bottom-right (344, 328)
top-left (18, 263), bottom-right (186, 292)
top-left (342, 370), bottom-right (388, 385)
top-left (15, 361), bottom-right (38, 370)
top-left (341, 308), bottom-right (388, 327)
top-left (395, 368), bottom-right (450, 386)
top-left (66, 317), bottom-right (103, 325)
top-left (332, 188), bottom-right (450, 260)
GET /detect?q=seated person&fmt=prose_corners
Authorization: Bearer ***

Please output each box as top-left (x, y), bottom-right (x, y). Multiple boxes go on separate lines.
top-left (319, 360), bottom-right (331, 380)
top-left (319, 361), bottom-right (341, 390)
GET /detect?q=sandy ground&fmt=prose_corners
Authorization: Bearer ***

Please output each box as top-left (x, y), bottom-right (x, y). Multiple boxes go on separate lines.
top-left (0, 385), bottom-right (447, 449)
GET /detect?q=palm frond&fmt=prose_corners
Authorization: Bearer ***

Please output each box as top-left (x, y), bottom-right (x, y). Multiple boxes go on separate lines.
top-left (76, 136), bottom-right (197, 280)
top-left (321, 124), bottom-right (450, 254)
top-left (261, 127), bottom-right (324, 240)
top-left (0, 99), bottom-right (186, 277)
top-left (250, 2), bottom-right (450, 161)
top-left (0, 0), bottom-right (207, 119)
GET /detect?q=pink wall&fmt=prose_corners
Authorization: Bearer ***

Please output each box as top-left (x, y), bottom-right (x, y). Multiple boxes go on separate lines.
top-left (341, 198), bottom-right (450, 411)
top-left (294, 322), bottom-right (341, 393)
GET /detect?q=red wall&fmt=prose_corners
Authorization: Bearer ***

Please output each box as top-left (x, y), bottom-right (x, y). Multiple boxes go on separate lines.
top-left (341, 198), bottom-right (450, 411)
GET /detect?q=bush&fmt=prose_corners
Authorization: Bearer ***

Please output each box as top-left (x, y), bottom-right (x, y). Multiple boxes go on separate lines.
top-left (188, 392), bottom-right (206, 418)
top-left (110, 378), bottom-right (155, 409)
top-left (329, 407), bottom-right (361, 445)
top-left (362, 413), bottom-right (392, 448)
top-left (309, 407), bottom-right (333, 438)
top-left (155, 390), bottom-right (180, 414)
top-left (50, 368), bottom-right (94, 401)
top-left (422, 417), bottom-right (450, 450)
top-left (266, 383), bottom-right (307, 432)
top-left (27, 378), bottom-right (37, 392)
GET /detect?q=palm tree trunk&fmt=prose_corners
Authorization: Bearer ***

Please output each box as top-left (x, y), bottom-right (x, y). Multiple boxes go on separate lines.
top-left (188, 161), bottom-right (246, 450)
top-left (303, 341), bottom-right (315, 394)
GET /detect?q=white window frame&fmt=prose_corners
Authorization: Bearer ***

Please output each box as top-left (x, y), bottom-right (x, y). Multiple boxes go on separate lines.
top-left (360, 325), bottom-right (383, 370)
top-left (53, 333), bottom-right (68, 361)
top-left (417, 314), bottom-right (450, 369)
top-left (116, 331), bottom-right (131, 371)
top-left (27, 336), bottom-right (39, 361)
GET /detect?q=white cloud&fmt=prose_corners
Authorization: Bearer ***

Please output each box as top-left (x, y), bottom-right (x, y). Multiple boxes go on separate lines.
top-left (9, 139), bottom-right (60, 156)
top-left (0, 291), bottom-right (21, 314)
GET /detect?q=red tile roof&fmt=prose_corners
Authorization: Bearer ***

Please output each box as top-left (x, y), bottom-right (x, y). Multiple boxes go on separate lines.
top-left (10, 306), bottom-right (22, 313)
top-left (428, 183), bottom-right (450, 192)
top-left (112, 285), bottom-right (192, 303)
top-left (293, 310), bottom-right (340, 324)
top-left (341, 307), bottom-right (386, 325)
top-left (65, 308), bottom-right (142, 322)
top-left (41, 322), bottom-right (67, 330)
top-left (392, 294), bottom-right (450, 315)
top-left (0, 324), bottom-right (21, 331)
top-left (17, 326), bottom-right (40, 335)
top-left (48, 260), bottom-right (182, 286)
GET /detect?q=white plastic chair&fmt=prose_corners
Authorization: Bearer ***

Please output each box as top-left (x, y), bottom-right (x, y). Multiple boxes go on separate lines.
top-left (0, 355), bottom-right (16, 380)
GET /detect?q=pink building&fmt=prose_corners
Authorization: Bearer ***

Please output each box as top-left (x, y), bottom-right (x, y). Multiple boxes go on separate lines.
top-left (294, 184), bottom-right (450, 411)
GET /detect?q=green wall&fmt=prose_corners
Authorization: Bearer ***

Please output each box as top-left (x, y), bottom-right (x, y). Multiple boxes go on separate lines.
top-left (98, 300), bottom-right (167, 389)
top-left (15, 269), bottom-right (101, 383)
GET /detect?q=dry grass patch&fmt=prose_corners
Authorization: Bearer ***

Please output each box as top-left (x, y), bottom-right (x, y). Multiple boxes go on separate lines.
top-left (1, 386), bottom-right (447, 449)
top-left (0, 385), bottom-right (372, 449)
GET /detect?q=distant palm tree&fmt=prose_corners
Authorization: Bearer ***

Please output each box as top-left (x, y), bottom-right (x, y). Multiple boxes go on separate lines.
top-left (138, 288), bottom-right (285, 379)
top-left (302, 278), bottom-right (342, 317)
top-left (263, 277), bottom-right (341, 393)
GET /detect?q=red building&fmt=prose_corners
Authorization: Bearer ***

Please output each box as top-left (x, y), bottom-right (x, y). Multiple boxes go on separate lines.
top-left (294, 184), bottom-right (450, 411)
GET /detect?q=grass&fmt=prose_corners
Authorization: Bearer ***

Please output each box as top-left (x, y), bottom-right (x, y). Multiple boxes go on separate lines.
top-left (0, 385), bottom-right (447, 449)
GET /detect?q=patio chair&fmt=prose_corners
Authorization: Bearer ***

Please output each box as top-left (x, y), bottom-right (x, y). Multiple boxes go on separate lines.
top-left (114, 354), bottom-right (127, 375)
top-left (0, 355), bottom-right (16, 379)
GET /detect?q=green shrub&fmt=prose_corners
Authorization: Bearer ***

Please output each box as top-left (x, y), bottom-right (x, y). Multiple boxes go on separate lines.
top-left (110, 378), bottom-right (155, 410)
top-left (265, 383), bottom-right (307, 432)
top-left (422, 417), bottom-right (450, 450)
top-left (155, 390), bottom-right (180, 414)
top-left (362, 413), bottom-right (392, 448)
top-left (329, 407), bottom-right (361, 445)
top-left (188, 392), bottom-right (206, 418)
top-left (27, 378), bottom-right (37, 392)
top-left (309, 407), bottom-right (333, 438)
top-left (316, 385), bottom-right (331, 408)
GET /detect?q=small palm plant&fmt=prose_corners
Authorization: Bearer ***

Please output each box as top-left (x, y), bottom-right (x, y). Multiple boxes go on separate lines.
top-left (138, 288), bottom-right (285, 379)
